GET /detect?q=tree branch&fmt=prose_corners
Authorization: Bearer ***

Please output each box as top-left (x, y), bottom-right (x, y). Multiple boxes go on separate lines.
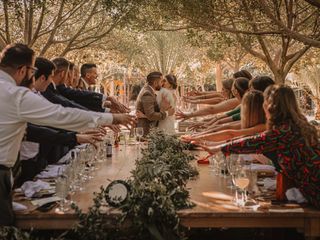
top-left (30, 1), bottom-right (46, 46)
top-left (257, 0), bottom-right (320, 47)
top-left (3, 0), bottom-right (11, 43)
top-left (304, 0), bottom-right (320, 8)
top-left (39, 0), bottom-right (66, 56)
top-left (60, 0), bottom-right (100, 56)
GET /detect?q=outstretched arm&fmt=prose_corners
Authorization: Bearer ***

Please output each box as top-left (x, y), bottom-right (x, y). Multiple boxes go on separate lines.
top-left (183, 124), bottom-right (266, 142)
top-left (176, 98), bottom-right (240, 120)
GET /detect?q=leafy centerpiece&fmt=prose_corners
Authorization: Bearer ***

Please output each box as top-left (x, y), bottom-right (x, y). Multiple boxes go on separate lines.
top-left (72, 129), bottom-right (198, 240)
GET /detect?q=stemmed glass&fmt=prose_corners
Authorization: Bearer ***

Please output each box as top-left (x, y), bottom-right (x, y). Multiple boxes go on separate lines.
top-left (135, 127), bottom-right (144, 159)
top-left (234, 168), bottom-right (250, 208)
top-left (226, 154), bottom-right (240, 189)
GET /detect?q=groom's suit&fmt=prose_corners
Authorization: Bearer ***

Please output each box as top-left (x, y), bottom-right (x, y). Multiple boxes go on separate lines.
top-left (135, 85), bottom-right (167, 136)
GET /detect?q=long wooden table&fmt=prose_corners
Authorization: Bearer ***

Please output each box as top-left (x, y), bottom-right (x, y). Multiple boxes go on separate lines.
top-left (15, 146), bottom-right (320, 239)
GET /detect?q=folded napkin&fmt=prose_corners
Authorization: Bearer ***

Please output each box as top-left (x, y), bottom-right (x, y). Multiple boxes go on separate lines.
top-left (286, 188), bottom-right (308, 204)
top-left (37, 165), bottom-right (66, 179)
top-left (57, 152), bottom-right (72, 164)
top-left (31, 196), bottom-right (61, 207)
top-left (75, 144), bottom-right (88, 149)
top-left (13, 201), bottom-right (27, 211)
top-left (263, 178), bottom-right (277, 190)
top-left (239, 154), bottom-right (255, 162)
top-left (246, 164), bottom-right (275, 172)
top-left (21, 180), bottom-right (50, 198)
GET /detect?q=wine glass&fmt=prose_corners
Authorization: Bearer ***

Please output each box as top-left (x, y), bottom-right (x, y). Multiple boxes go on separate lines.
top-left (55, 175), bottom-right (69, 213)
top-left (135, 127), bottom-right (144, 159)
top-left (226, 154), bottom-right (240, 189)
top-left (234, 169), bottom-right (250, 208)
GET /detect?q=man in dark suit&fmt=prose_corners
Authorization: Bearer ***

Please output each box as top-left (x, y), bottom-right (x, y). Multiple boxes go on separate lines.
top-left (53, 58), bottom-right (129, 113)
top-left (135, 72), bottom-right (174, 136)
top-left (79, 63), bottom-right (103, 92)
top-left (39, 57), bottom-right (88, 110)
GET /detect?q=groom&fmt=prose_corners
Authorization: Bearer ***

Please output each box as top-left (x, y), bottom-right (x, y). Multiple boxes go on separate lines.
top-left (136, 71), bottom-right (174, 136)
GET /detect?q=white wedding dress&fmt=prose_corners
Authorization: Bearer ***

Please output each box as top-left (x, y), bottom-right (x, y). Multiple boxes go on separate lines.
top-left (157, 88), bottom-right (176, 134)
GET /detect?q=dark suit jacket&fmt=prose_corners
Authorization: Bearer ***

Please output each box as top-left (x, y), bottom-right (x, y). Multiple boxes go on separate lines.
top-left (41, 83), bottom-right (88, 110)
top-left (56, 84), bottom-right (105, 112)
top-left (80, 78), bottom-right (105, 94)
top-left (26, 124), bottom-right (77, 147)
top-left (26, 124), bottom-right (78, 168)
top-left (135, 85), bottom-right (166, 136)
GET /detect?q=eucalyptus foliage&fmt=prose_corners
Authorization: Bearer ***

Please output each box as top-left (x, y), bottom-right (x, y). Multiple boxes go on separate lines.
top-left (121, 130), bottom-right (198, 240)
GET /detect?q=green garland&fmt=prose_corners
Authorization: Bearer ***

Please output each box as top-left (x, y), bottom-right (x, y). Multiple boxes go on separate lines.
top-left (0, 130), bottom-right (198, 240)
top-left (121, 129), bottom-right (198, 240)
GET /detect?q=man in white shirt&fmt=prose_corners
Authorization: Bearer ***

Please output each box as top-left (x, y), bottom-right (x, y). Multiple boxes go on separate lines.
top-left (0, 43), bottom-right (135, 225)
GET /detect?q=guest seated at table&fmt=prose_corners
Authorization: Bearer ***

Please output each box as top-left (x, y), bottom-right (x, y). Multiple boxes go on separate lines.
top-left (187, 77), bottom-right (249, 135)
top-left (249, 75), bottom-right (275, 92)
top-left (233, 69), bottom-right (252, 79)
top-left (198, 85), bottom-right (320, 208)
top-left (202, 77), bottom-right (249, 128)
top-left (183, 69), bottom-right (251, 101)
top-left (189, 75), bottom-right (275, 135)
top-left (176, 69), bottom-right (252, 130)
top-left (183, 78), bottom-right (234, 105)
top-left (182, 90), bottom-right (266, 143)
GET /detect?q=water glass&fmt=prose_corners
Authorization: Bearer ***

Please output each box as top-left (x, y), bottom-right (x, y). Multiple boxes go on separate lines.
top-left (123, 130), bottom-right (130, 146)
top-left (226, 154), bottom-right (240, 188)
top-left (55, 175), bottom-right (69, 213)
top-left (135, 127), bottom-right (144, 159)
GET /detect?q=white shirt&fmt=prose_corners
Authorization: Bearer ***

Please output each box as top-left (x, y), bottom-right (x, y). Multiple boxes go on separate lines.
top-left (0, 70), bottom-right (113, 167)
top-left (19, 91), bottom-right (41, 161)
top-left (20, 141), bottom-right (39, 161)
top-left (80, 77), bottom-right (89, 90)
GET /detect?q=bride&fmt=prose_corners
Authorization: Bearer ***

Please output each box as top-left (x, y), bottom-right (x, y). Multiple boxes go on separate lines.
top-left (137, 74), bottom-right (177, 134)
top-left (157, 74), bottom-right (177, 134)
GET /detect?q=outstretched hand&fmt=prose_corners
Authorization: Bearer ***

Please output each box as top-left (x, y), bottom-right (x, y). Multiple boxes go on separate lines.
top-left (136, 110), bottom-right (147, 119)
top-left (192, 140), bottom-right (221, 155)
top-left (111, 114), bottom-right (136, 128)
top-left (76, 133), bottom-right (103, 149)
top-left (175, 109), bottom-right (191, 121)
top-left (106, 96), bottom-right (130, 113)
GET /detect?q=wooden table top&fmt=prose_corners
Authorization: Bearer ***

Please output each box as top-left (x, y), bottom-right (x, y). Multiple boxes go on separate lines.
top-left (14, 145), bottom-right (320, 237)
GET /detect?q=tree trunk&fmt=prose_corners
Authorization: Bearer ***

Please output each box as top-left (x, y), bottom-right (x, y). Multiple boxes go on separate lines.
top-left (314, 98), bottom-right (320, 120)
top-left (215, 62), bottom-right (222, 91)
top-left (272, 69), bottom-right (287, 84)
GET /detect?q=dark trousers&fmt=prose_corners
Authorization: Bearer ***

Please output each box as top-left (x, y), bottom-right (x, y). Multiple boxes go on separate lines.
top-left (0, 167), bottom-right (14, 226)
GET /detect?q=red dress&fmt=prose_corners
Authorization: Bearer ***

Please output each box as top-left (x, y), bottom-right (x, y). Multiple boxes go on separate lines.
top-left (220, 124), bottom-right (320, 208)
